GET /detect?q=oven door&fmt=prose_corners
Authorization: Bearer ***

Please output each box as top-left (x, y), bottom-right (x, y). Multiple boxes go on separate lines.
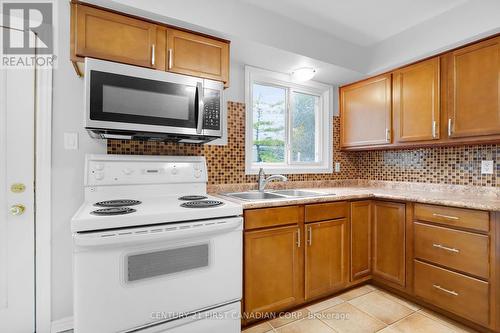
top-left (84, 58), bottom-right (206, 137)
top-left (73, 217), bottom-right (242, 333)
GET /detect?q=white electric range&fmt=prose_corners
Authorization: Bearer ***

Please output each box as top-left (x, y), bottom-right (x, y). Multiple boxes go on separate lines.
top-left (71, 154), bottom-right (243, 333)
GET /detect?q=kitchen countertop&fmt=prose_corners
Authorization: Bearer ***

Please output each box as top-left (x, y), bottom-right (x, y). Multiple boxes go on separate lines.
top-left (214, 182), bottom-right (500, 211)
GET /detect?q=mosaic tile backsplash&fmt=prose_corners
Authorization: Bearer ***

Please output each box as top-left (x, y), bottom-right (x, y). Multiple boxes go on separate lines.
top-left (108, 101), bottom-right (499, 187)
top-left (357, 145), bottom-right (499, 187)
top-left (108, 102), bottom-right (358, 184)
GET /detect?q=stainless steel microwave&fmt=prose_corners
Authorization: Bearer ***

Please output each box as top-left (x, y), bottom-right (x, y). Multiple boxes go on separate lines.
top-left (84, 58), bottom-right (223, 143)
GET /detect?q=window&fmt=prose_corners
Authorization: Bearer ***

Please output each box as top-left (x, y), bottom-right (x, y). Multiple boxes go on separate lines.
top-left (245, 66), bottom-right (333, 174)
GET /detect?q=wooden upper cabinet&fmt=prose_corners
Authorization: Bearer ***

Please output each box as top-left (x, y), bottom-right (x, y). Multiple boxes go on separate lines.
top-left (350, 201), bottom-right (371, 281)
top-left (73, 4), bottom-right (160, 69)
top-left (244, 225), bottom-right (302, 315)
top-left (372, 201), bottom-right (406, 286)
top-left (393, 58), bottom-right (440, 142)
top-left (305, 219), bottom-right (348, 300)
top-left (447, 37), bottom-right (500, 138)
top-left (340, 74), bottom-right (392, 148)
top-left (167, 29), bottom-right (230, 84)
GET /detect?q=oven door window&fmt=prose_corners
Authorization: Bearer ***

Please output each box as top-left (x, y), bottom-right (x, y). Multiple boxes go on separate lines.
top-left (126, 243), bottom-right (209, 282)
top-left (90, 70), bottom-right (198, 129)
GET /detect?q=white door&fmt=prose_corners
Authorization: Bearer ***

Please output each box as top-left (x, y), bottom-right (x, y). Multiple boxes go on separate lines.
top-left (0, 26), bottom-right (36, 332)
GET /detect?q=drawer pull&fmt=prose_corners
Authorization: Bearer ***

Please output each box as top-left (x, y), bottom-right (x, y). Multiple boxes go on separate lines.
top-left (307, 226), bottom-right (312, 246)
top-left (433, 284), bottom-right (459, 296)
top-left (296, 228), bottom-right (301, 248)
top-left (151, 44), bottom-right (156, 66)
top-left (432, 213), bottom-right (459, 220)
top-left (168, 49), bottom-right (173, 69)
top-left (432, 243), bottom-right (460, 253)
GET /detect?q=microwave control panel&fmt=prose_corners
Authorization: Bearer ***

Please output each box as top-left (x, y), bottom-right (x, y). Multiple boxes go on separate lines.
top-left (203, 89), bottom-right (221, 130)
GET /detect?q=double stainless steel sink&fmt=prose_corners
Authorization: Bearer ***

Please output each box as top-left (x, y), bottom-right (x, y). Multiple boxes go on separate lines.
top-left (222, 189), bottom-right (331, 201)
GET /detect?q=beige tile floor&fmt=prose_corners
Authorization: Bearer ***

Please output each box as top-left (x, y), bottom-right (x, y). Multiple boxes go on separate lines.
top-left (243, 284), bottom-right (480, 333)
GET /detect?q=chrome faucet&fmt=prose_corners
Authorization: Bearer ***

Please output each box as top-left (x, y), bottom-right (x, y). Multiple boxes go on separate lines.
top-left (258, 168), bottom-right (288, 192)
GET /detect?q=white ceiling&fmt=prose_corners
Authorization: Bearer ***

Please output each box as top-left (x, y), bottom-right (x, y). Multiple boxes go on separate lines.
top-left (238, 0), bottom-right (467, 46)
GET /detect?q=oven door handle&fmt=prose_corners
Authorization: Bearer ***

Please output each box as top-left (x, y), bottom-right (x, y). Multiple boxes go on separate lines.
top-left (196, 82), bottom-right (204, 135)
top-left (73, 217), bottom-right (242, 247)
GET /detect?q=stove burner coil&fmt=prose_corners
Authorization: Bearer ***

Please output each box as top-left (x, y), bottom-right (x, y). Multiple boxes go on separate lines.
top-left (94, 200), bottom-right (142, 207)
top-left (178, 195), bottom-right (208, 201)
top-left (180, 200), bottom-right (224, 208)
top-left (90, 207), bottom-right (137, 216)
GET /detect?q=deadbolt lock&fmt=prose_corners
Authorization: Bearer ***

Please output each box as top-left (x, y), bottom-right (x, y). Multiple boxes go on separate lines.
top-left (10, 183), bottom-right (26, 193)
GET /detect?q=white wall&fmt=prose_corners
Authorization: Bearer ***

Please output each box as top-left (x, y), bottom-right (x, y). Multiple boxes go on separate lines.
top-left (224, 62), bottom-right (245, 103)
top-left (51, 1), bottom-right (106, 321)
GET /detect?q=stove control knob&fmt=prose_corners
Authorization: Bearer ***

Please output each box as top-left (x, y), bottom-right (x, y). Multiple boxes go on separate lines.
top-left (95, 163), bottom-right (105, 171)
top-left (194, 170), bottom-right (202, 178)
top-left (122, 168), bottom-right (133, 175)
top-left (95, 172), bottom-right (104, 181)
top-left (171, 167), bottom-right (178, 175)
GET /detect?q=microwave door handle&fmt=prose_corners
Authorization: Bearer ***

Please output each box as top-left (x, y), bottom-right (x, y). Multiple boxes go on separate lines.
top-left (196, 82), bottom-right (204, 135)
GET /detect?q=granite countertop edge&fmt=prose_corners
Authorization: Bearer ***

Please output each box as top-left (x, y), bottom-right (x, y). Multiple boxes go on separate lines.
top-left (214, 187), bottom-right (500, 211)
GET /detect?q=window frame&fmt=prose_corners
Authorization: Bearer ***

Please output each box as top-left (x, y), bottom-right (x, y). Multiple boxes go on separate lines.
top-left (245, 66), bottom-right (334, 175)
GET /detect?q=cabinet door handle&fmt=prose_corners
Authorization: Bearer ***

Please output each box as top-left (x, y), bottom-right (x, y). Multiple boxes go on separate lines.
top-left (307, 226), bottom-right (312, 246)
top-left (385, 128), bottom-right (390, 142)
top-left (432, 243), bottom-right (460, 253)
top-left (432, 120), bottom-right (437, 138)
top-left (448, 118), bottom-right (453, 137)
top-left (432, 213), bottom-right (459, 221)
top-left (151, 44), bottom-right (156, 66)
top-left (296, 228), bottom-right (301, 248)
top-left (433, 284), bottom-right (459, 296)
top-left (168, 48), bottom-right (173, 69)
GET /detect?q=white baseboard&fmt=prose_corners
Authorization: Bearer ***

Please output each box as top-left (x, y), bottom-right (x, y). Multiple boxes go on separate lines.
top-left (51, 316), bottom-right (73, 333)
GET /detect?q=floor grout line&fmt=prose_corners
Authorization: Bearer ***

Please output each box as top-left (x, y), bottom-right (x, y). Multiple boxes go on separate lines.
top-left (244, 283), bottom-right (479, 333)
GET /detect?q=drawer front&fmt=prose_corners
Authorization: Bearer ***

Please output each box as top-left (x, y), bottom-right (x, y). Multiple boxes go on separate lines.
top-left (305, 201), bottom-right (348, 223)
top-left (414, 260), bottom-right (489, 326)
top-left (414, 204), bottom-right (489, 232)
top-left (414, 222), bottom-right (489, 279)
top-left (244, 206), bottom-right (302, 230)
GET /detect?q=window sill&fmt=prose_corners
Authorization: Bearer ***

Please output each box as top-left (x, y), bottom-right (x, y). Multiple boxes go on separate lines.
top-left (246, 166), bottom-right (333, 175)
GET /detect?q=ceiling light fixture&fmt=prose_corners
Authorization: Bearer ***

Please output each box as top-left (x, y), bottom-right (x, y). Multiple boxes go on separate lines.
top-left (291, 67), bottom-right (316, 82)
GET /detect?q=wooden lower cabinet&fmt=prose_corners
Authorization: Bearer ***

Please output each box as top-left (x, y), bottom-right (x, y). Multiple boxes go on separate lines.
top-left (305, 219), bottom-right (349, 300)
top-left (243, 201), bottom-right (498, 332)
top-left (372, 201), bottom-right (406, 286)
top-left (414, 260), bottom-right (489, 326)
top-left (244, 225), bottom-right (302, 316)
top-left (350, 201), bottom-right (372, 281)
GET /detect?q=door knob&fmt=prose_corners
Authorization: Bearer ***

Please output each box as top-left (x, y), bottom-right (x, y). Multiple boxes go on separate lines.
top-left (10, 204), bottom-right (26, 216)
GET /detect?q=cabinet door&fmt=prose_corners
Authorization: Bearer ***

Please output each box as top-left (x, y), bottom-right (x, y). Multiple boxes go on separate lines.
top-left (447, 37), bottom-right (500, 138)
top-left (305, 219), bottom-right (348, 300)
top-left (393, 58), bottom-right (440, 142)
top-left (167, 29), bottom-right (229, 84)
top-left (244, 225), bottom-right (302, 315)
top-left (372, 201), bottom-right (406, 286)
top-left (340, 74), bottom-right (392, 148)
top-left (74, 4), bottom-right (158, 68)
top-left (351, 201), bottom-right (371, 281)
